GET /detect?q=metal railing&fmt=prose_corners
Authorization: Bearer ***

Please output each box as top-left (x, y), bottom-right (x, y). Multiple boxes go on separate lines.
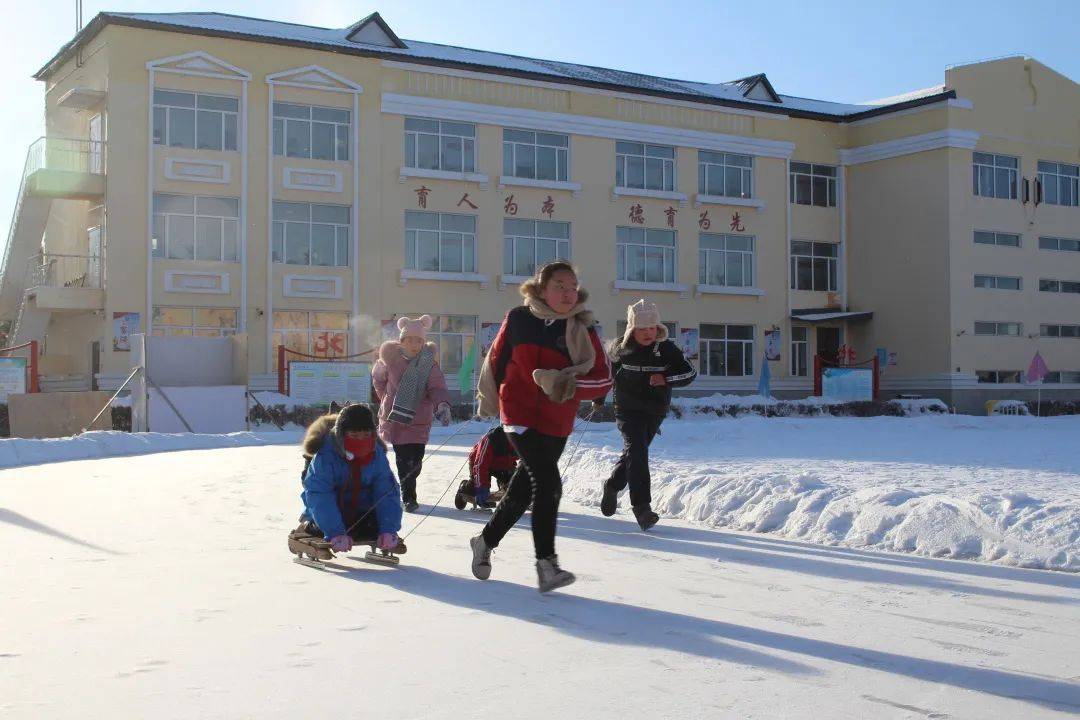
top-left (25, 252), bottom-right (102, 290)
top-left (25, 136), bottom-right (106, 177)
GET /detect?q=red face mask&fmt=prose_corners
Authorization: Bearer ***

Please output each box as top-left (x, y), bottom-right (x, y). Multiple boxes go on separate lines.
top-left (344, 436), bottom-right (376, 465)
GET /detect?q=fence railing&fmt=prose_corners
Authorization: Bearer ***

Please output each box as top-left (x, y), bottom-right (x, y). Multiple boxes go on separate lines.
top-left (26, 136), bottom-right (106, 177)
top-left (25, 252), bottom-right (102, 290)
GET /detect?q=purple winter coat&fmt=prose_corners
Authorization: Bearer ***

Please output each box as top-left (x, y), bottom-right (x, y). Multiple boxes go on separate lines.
top-left (372, 340), bottom-right (450, 446)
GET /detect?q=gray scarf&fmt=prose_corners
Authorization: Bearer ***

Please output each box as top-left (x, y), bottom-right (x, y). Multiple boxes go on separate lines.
top-left (388, 345), bottom-right (436, 425)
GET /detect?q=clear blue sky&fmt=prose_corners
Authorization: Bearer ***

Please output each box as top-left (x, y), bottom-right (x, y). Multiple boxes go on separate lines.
top-left (3, 0), bottom-right (1078, 250)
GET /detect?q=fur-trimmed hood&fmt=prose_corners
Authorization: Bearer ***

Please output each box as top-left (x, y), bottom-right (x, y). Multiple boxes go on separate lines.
top-left (302, 413), bottom-right (339, 458)
top-left (609, 324), bottom-right (670, 360)
top-left (378, 339), bottom-right (439, 365)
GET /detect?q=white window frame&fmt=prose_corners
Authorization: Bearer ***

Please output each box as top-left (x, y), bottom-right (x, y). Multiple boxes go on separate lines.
top-left (976, 370), bottom-right (1022, 384)
top-left (789, 162), bottom-right (837, 207)
top-left (503, 218), bottom-right (571, 278)
top-left (152, 193), bottom-right (240, 262)
top-left (272, 310), bottom-right (351, 358)
top-left (790, 241), bottom-right (838, 291)
top-left (152, 306), bottom-right (238, 337)
top-left (1040, 324), bottom-right (1080, 339)
top-left (1044, 371), bottom-right (1080, 384)
top-left (1039, 236), bottom-right (1080, 253)
top-left (1037, 160), bottom-right (1079, 207)
top-left (973, 321), bottom-right (1022, 337)
top-left (698, 151), bottom-right (753, 199)
top-left (152, 89), bottom-right (239, 152)
top-left (424, 314), bottom-right (477, 375)
top-left (699, 232), bottom-right (755, 288)
top-left (616, 141), bottom-right (675, 192)
top-left (1038, 278), bottom-right (1080, 294)
top-left (699, 324), bottom-right (755, 377)
top-left (405, 211), bottom-right (477, 274)
top-left (791, 326), bottom-right (808, 377)
top-left (616, 226), bottom-right (676, 284)
top-left (272, 102), bottom-right (350, 162)
top-left (404, 117), bottom-right (476, 173)
top-left (502, 129), bottom-right (569, 182)
top-left (973, 230), bottom-right (1021, 248)
top-left (974, 274), bottom-right (1022, 291)
top-left (972, 152), bottom-right (1018, 199)
top-left (272, 202), bottom-right (351, 268)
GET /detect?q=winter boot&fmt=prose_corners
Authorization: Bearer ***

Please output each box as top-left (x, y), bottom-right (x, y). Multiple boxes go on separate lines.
top-left (600, 483), bottom-right (618, 517)
top-left (633, 504), bottom-right (660, 531)
top-left (535, 555), bottom-right (576, 593)
top-left (404, 498), bottom-right (420, 513)
top-left (470, 534), bottom-right (492, 580)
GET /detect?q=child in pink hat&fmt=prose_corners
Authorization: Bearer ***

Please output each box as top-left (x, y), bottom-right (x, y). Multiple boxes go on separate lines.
top-left (372, 315), bottom-right (452, 512)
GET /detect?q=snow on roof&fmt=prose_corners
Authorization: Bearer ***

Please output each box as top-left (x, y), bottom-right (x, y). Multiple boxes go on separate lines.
top-left (861, 84), bottom-right (949, 106)
top-left (71, 11), bottom-right (948, 119)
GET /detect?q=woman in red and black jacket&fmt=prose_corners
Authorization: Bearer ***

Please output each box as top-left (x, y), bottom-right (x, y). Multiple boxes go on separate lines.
top-left (471, 261), bottom-right (612, 593)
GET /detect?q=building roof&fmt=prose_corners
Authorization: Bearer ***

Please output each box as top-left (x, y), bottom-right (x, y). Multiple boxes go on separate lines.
top-left (36, 11), bottom-right (956, 122)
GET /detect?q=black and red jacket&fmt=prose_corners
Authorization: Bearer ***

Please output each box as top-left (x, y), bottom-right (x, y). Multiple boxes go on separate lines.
top-left (469, 426), bottom-right (518, 490)
top-left (488, 305), bottom-right (612, 437)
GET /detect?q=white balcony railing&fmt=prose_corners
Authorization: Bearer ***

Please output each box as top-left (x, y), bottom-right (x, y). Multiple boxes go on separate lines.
top-left (25, 252), bottom-right (102, 290)
top-left (26, 136), bottom-right (106, 176)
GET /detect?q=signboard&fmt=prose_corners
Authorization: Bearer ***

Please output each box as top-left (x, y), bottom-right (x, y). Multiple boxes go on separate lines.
top-left (679, 328), bottom-right (699, 362)
top-left (0, 357), bottom-right (27, 401)
top-left (113, 312), bottom-right (141, 351)
top-left (289, 361), bottom-right (372, 404)
top-left (764, 328), bottom-right (781, 362)
top-left (822, 367), bottom-right (873, 401)
top-left (480, 321), bottom-right (501, 355)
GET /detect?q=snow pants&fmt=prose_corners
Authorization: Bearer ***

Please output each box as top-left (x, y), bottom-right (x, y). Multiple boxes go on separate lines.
top-left (605, 413), bottom-right (664, 508)
top-left (481, 430), bottom-right (567, 560)
top-left (393, 443), bottom-right (425, 504)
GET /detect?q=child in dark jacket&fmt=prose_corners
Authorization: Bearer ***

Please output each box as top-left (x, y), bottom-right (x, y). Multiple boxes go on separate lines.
top-left (290, 404), bottom-right (404, 555)
top-left (456, 426), bottom-right (518, 510)
top-left (601, 299), bottom-right (696, 530)
top-left (470, 261), bottom-right (612, 592)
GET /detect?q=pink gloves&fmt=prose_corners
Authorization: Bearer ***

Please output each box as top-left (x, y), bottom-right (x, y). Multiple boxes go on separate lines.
top-left (329, 535), bottom-right (353, 553)
top-left (377, 532), bottom-right (399, 551)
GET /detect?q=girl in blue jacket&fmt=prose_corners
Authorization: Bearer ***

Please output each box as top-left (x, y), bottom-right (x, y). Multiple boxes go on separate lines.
top-left (293, 404), bottom-right (404, 554)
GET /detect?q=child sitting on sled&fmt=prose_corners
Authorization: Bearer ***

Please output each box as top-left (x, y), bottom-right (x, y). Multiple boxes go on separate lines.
top-left (456, 426), bottom-right (519, 510)
top-left (289, 403), bottom-right (404, 556)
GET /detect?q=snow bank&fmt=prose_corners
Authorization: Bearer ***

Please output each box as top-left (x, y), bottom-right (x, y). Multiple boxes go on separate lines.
top-left (889, 398), bottom-right (949, 415)
top-left (564, 414), bottom-right (1080, 572)
top-left (0, 430), bottom-right (301, 469)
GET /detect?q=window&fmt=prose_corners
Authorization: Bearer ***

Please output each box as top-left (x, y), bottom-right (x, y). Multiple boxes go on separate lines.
top-left (1041, 324), bottom-right (1080, 338)
top-left (152, 89), bottom-right (238, 151)
top-left (273, 311), bottom-right (349, 358)
top-left (791, 326), bottom-right (808, 377)
top-left (503, 219), bottom-right (570, 277)
top-left (152, 307), bottom-right (237, 337)
top-left (405, 211), bottom-right (476, 273)
top-left (974, 274), bottom-right (1022, 290)
top-left (1044, 371), bottom-right (1080, 384)
top-left (699, 151), bottom-right (753, 199)
top-left (152, 194), bottom-right (239, 261)
top-left (616, 320), bottom-right (678, 338)
top-left (502, 129), bottom-right (568, 181)
top-left (699, 324), bottom-right (754, 377)
top-left (790, 241), bottom-right (838, 291)
top-left (974, 322), bottom-right (1021, 336)
top-left (616, 226), bottom-right (676, 284)
top-left (616, 142), bottom-right (675, 191)
top-left (972, 152), bottom-right (1018, 199)
top-left (1039, 278), bottom-right (1080, 294)
top-left (1038, 160), bottom-right (1079, 207)
top-left (404, 118), bottom-right (475, 172)
top-left (273, 103), bottom-right (350, 161)
top-left (425, 315), bottom-right (477, 374)
top-left (976, 370), bottom-right (1021, 384)
top-left (1039, 236), bottom-right (1080, 253)
top-left (789, 162), bottom-right (836, 207)
top-left (974, 230), bottom-right (1021, 247)
top-left (699, 233), bottom-right (754, 287)
top-left (272, 202), bottom-right (350, 267)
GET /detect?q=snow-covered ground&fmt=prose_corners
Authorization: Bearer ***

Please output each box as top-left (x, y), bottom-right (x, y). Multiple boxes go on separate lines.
top-left (2, 417), bottom-right (1079, 718)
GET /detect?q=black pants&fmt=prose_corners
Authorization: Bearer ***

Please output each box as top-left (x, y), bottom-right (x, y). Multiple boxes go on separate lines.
top-left (302, 512), bottom-right (379, 542)
top-left (605, 413), bottom-right (664, 508)
top-left (393, 443), bottom-right (425, 503)
top-left (481, 430), bottom-right (567, 560)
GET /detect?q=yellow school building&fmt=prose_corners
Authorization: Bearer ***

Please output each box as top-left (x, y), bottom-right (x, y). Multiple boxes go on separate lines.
top-left (1, 11), bottom-right (1077, 411)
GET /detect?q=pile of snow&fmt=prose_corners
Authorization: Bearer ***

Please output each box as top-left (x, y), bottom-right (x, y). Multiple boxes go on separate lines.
top-left (564, 414), bottom-right (1080, 572)
top-left (889, 398), bottom-right (949, 415)
top-left (0, 430), bottom-right (300, 469)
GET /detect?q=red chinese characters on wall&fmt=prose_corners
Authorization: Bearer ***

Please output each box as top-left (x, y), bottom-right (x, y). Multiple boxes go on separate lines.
top-left (698, 210), bottom-right (711, 230)
top-left (313, 332), bottom-right (346, 357)
top-left (628, 203), bottom-right (644, 225)
top-left (457, 193), bottom-right (478, 209)
top-left (503, 194), bottom-right (518, 215)
top-left (541, 195), bottom-right (555, 218)
top-left (730, 212), bottom-right (746, 232)
top-left (664, 206), bottom-right (677, 228)
top-left (414, 186), bottom-right (431, 209)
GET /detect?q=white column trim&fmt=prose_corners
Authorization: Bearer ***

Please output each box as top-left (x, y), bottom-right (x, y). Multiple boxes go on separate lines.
top-left (839, 129), bottom-right (980, 166)
top-left (839, 164), bottom-right (848, 310)
top-left (266, 83), bottom-right (275, 372)
top-left (146, 68), bottom-right (155, 336)
top-left (351, 91), bottom-right (361, 354)
top-left (240, 78), bottom-right (249, 333)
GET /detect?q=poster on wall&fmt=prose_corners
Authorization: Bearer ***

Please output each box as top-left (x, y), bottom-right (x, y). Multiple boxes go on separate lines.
top-left (0, 357), bottom-right (27, 401)
top-left (289, 361), bottom-right (373, 404)
top-left (112, 312), bottom-right (141, 352)
top-left (480, 322), bottom-right (501, 355)
top-left (679, 328), bottom-right (699, 362)
top-left (764, 328), bottom-right (781, 362)
top-left (822, 367), bottom-right (873, 401)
